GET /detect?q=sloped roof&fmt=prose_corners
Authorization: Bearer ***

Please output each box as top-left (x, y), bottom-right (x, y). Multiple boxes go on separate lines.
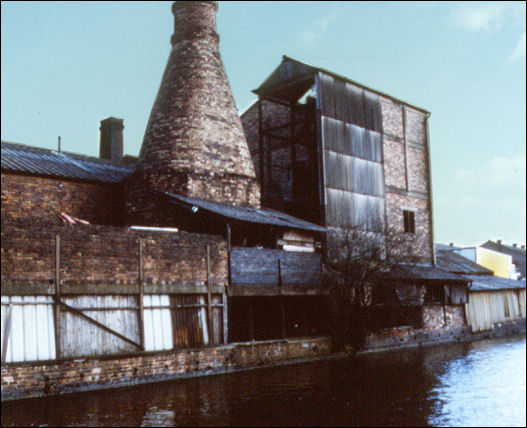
top-left (159, 190), bottom-right (326, 233)
top-left (435, 248), bottom-right (494, 276)
top-left (466, 275), bottom-right (526, 291)
top-left (481, 240), bottom-right (526, 257)
top-left (254, 56), bottom-right (429, 114)
top-left (1, 141), bottom-right (135, 183)
top-left (388, 263), bottom-right (468, 282)
top-left (435, 243), bottom-right (462, 251)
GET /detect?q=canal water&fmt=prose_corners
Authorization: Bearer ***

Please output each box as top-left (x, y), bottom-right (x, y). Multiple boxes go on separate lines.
top-left (2, 334), bottom-right (525, 427)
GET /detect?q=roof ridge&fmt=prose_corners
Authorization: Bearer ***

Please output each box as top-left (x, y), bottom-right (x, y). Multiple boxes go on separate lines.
top-left (270, 56), bottom-right (430, 115)
top-left (1, 140), bottom-right (134, 169)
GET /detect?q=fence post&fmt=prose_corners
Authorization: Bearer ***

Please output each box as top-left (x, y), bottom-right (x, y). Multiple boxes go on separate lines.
top-left (226, 222), bottom-right (231, 286)
top-left (206, 244), bottom-right (213, 345)
top-left (54, 234), bottom-right (62, 359)
top-left (278, 259), bottom-right (286, 340)
top-left (138, 239), bottom-right (145, 351)
top-left (1, 303), bottom-right (13, 363)
top-left (223, 287), bottom-right (228, 344)
top-left (249, 299), bottom-right (255, 342)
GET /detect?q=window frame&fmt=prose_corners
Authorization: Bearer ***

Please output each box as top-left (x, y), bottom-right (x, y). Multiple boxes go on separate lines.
top-left (403, 209), bottom-right (416, 234)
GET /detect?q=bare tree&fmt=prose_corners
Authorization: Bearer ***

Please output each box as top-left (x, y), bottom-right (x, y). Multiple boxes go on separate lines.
top-left (323, 222), bottom-right (419, 352)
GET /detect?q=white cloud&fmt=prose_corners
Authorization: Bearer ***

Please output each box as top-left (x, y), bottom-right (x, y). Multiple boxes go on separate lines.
top-left (509, 32), bottom-right (526, 61)
top-left (455, 4), bottom-right (503, 31)
top-left (456, 155), bottom-right (526, 188)
top-left (300, 11), bottom-right (338, 44)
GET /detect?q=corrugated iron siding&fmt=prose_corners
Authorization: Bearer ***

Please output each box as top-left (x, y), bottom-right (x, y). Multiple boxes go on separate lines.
top-left (61, 295), bottom-right (140, 358)
top-left (318, 72), bottom-right (385, 231)
top-left (169, 294), bottom-right (224, 348)
top-left (318, 74), bottom-right (382, 133)
top-left (448, 284), bottom-right (468, 305)
top-left (1, 296), bottom-right (56, 363)
top-left (465, 290), bottom-right (524, 332)
top-left (143, 295), bottom-right (173, 351)
top-left (170, 295), bottom-right (208, 349)
top-left (519, 289), bottom-right (526, 318)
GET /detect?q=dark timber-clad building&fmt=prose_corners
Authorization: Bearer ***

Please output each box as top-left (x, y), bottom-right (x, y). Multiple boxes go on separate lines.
top-left (241, 57), bottom-right (435, 263)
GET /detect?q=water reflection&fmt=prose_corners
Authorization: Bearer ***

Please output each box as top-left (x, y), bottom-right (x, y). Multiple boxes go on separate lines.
top-left (2, 335), bottom-right (525, 427)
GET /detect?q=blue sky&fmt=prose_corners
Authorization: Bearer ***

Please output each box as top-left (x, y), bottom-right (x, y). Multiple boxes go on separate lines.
top-left (2, 1), bottom-right (525, 247)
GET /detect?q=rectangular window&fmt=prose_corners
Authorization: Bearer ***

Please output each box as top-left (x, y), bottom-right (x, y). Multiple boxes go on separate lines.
top-left (424, 285), bottom-right (444, 304)
top-left (403, 210), bottom-right (415, 233)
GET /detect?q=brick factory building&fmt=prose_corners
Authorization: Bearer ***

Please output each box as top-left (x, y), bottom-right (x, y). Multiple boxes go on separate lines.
top-left (4, 1), bottom-right (522, 401)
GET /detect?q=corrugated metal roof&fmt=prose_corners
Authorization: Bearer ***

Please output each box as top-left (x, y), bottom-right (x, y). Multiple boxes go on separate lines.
top-left (1, 141), bottom-right (135, 183)
top-left (436, 249), bottom-right (494, 276)
top-left (159, 190), bottom-right (326, 232)
top-left (466, 275), bottom-right (526, 291)
top-left (388, 263), bottom-right (468, 282)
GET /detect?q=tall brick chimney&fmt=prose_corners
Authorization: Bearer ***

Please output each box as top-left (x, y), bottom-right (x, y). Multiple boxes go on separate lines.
top-left (133, 1), bottom-right (260, 210)
top-left (100, 117), bottom-right (124, 162)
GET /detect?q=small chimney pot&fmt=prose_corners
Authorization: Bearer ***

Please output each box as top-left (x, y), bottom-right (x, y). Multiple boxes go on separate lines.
top-left (100, 117), bottom-right (124, 162)
top-left (513, 243), bottom-right (518, 247)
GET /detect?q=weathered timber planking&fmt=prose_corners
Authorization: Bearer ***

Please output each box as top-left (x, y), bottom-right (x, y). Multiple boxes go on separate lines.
top-left (1, 282), bottom-right (226, 296)
top-left (230, 248), bottom-right (321, 287)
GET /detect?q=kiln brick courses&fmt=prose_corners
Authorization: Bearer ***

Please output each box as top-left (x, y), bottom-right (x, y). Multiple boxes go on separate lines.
top-left (130, 0), bottom-right (260, 216)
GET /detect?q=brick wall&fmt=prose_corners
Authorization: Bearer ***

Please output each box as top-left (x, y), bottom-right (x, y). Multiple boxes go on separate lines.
top-left (1, 221), bottom-right (227, 292)
top-left (381, 99), bottom-right (433, 263)
top-left (1, 337), bottom-right (331, 401)
top-left (385, 193), bottom-right (432, 261)
top-left (133, 1), bottom-right (260, 210)
top-left (1, 172), bottom-right (125, 226)
top-left (383, 137), bottom-right (406, 188)
top-left (422, 305), bottom-right (465, 330)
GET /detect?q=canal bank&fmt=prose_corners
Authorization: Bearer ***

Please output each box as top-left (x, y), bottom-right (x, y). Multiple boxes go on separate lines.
top-left (1, 337), bottom-right (330, 402)
top-left (3, 318), bottom-right (525, 402)
top-left (2, 334), bottom-right (525, 427)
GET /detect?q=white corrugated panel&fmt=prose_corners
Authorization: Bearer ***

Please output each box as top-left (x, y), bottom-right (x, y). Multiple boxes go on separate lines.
top-left (465, 290), bottom-right (523, 333)
top-left (1, 295), bottom-right (56, 362)
top-left (60, 295), bottom-right (140, 358)
top-left (199, 295), bottom-right (209, 346)
top-left (143, 295), bottom-right (173, 351)
top-left (519, 289), bottom-right (526, 318)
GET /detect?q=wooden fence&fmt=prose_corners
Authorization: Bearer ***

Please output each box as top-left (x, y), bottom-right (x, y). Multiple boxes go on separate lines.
top-left (1, 236), bottom-right (227, 363)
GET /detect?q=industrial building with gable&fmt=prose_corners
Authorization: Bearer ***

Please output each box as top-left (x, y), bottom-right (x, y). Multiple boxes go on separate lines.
top-left (2, 1), bottom-right (525, 400)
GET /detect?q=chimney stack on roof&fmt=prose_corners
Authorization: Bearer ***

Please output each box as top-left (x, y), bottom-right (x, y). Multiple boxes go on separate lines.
top-left (100, 117), bottom-right (124, 162)
top-left (522, 245), bottom-right (525, 250)
top-left (497, 239), bottom-right (502, 245)
top-left (513, 243), bottom-right (518, 247)
top-left (133, 1), bottom-right (260, 209)
top-left (449, 242), bottom-right (454, 246)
